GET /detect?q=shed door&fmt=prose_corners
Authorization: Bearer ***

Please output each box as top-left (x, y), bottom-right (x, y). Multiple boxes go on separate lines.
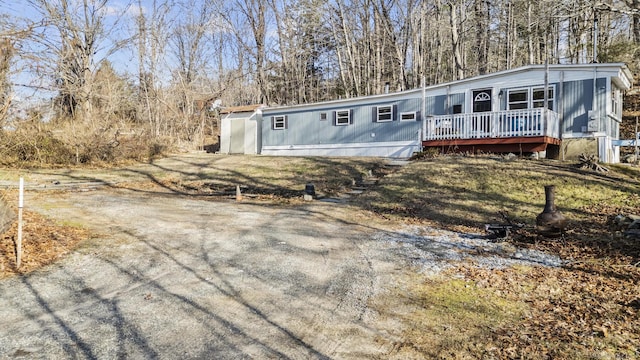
top-left (230, 119), bottom-right (245, 154)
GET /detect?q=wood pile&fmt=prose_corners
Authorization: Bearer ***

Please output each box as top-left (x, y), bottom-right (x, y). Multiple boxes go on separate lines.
top-left (578, 153), bottom-right (609, 172)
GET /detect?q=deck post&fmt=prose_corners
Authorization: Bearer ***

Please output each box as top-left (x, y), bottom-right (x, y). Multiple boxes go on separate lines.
top-left (544, 60), bottom-right (549, 136)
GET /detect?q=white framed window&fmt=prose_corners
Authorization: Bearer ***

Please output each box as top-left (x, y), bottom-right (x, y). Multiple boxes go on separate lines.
top-left (532, 88), bottom-right (554, 110)
top-left (400, 112), bottom-right (416, 121)
top-left (335, 109), bottom-right (351, 125)
top-left (376, 105), bottom-right (393, 122)
top-left (507, 86), bottom-right (555, 110)
top-left (611, 87), bottom-right (622, 117)
top-left (508, 89), bottom-right (528, 110)
top-left (272, 115), bottom-right (287, 130)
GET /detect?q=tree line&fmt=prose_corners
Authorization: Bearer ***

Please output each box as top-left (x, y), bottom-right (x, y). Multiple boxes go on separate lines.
top-left (0, 0), bottom-right (638, 163)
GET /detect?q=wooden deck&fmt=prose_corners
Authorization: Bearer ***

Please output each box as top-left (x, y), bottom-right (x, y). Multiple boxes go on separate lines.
top-left (422, 108), bottom-right (561, 155)
top-left (422, 136), bottom-right (561, 154)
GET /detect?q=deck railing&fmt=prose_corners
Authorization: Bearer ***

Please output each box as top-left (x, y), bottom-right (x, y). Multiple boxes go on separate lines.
top-left (423, 108), bottom-right (560, 141)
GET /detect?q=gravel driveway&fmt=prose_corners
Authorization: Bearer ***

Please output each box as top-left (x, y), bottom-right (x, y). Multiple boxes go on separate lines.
top-left (0, 187), bottom-right (410, 359)
top-left (0, 154), bottom-right (561, 359)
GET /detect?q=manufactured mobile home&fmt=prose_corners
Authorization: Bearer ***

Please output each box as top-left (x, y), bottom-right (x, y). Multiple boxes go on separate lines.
top-left (236, 63), bottom-right (633, 162)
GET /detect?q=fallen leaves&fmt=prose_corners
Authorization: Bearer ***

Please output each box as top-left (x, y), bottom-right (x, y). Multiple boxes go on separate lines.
top-left (0, 209), bottom-right (89, 278)
top-left (442, 258), bottom-right (640, 359)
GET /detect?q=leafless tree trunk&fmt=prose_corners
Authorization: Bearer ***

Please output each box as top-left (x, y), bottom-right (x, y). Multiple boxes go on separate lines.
top-left (0, 38), bottom-right (13, 126)
top-left (231, 0), bottom-right (269, 104)
top-left (136, 0), bottom-right (172, 138)
top-left (473, 0), bottom-right (490, 74)
top-left (449, 1), bottom-right (464, 80)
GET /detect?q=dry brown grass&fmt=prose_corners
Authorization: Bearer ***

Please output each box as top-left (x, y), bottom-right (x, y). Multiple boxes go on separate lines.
top-left (360, 155), bottom-right (640, 359)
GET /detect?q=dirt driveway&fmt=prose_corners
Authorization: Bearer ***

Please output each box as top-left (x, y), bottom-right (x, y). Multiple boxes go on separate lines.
top-left (0, 155), bottom-right (416, 359)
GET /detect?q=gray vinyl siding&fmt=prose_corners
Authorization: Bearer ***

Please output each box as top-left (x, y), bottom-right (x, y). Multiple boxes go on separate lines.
top-left (262, 98), bottom-right (422, 147)
top-left (447, 93), bottom-right (466, 114)
top-left (561, 78), bottom-right (607, 134)
top-left (423, 93), bottom-right (464, 116)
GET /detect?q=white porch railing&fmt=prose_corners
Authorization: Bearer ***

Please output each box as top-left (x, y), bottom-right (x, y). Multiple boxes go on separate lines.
top-left (422, 108), bottom-right (560, 141)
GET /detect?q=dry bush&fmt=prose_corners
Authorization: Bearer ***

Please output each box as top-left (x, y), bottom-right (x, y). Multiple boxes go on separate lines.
top-left (0, 119), bottom-right (75, 165)
top-left (0, 117), bottom-right (173, 166)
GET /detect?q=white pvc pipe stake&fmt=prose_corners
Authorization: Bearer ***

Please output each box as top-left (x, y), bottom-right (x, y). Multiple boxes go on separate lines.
top-left (17, 177), bottom-right (24, 269)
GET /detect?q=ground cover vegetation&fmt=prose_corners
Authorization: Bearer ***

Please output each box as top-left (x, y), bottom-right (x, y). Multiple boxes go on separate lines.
top-left (1, 153), bottom-right (639, 358)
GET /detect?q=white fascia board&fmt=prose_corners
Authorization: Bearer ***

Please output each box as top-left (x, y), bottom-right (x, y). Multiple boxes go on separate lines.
top-left (614, 68), bottom-right (632, 89)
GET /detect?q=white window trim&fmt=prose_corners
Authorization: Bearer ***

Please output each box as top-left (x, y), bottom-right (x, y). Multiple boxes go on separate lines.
top-left (507, 85), bottom-right (555, 111)
top-left (609, 83), bottom-right (622, 121)
top-left (335, 109), bottom-right (351, 126)
top-left (507, 89), bottom-right (529, 110)
top-left (273, 115), bottom-right (286, 130)
top-left (532, 86), bottom-right (555, 109)
top-left (474, 92), bottom-right (491, 102)
top-left (376, 105), bottom-right (393, 122)
top-left (400, 111), bottom-right (416, 121)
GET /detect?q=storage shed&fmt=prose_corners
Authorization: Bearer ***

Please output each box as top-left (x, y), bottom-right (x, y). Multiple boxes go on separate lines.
top-left (219, 105), bottom-right (263, 155)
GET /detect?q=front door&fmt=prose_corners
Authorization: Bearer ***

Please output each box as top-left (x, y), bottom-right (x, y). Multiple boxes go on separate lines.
top-left (472, 89), bottom-right (492, 112)
top-left (472, 89), bottom-right (492, 136)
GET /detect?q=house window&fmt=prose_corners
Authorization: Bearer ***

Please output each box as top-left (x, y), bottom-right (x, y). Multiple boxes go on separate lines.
top-left (508, 86), bottom-right (555, 110)
top-left (612, 87), bottom-right (621, 117)
top-left (400, 112), bottom-right (416, 121)
top-left (320, 112), bottom-right (327, 121)
top-left (272, 115), bottom-right (287, 130)
top-left (376, 105), bottom-right (393, 122)
top-left (532, 88), bottom-right (554, 110)
top-left (335, 109), bottom-right (351, 125)
top-left (508, 90), bottom-right (528, 110)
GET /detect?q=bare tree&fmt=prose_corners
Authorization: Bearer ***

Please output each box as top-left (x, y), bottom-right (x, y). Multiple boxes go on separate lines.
top-left (166, 0), bottom-right (217, 142)
top-left (24, 0), bottom-right (130, 124)
top-left (473, 0), bottom-right (490, 74)
top-left (221, 0), bottom-right (270, 104)
top-left (135, 0), bottom-right (174, 138)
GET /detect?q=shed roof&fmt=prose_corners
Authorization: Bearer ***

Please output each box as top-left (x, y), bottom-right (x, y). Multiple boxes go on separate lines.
top-left (220, 104), bottom-right (264, 114)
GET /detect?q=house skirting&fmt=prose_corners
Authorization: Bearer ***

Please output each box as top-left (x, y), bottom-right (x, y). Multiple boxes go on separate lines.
top-left (261, 141), bottom-right (421, 158)
top-left (561, 133), bottom-right (620, 163)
